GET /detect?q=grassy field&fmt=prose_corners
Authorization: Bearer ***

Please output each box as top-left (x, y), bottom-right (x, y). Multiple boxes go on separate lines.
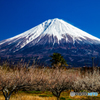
top-left (0, 90), bottom-right (100, 100)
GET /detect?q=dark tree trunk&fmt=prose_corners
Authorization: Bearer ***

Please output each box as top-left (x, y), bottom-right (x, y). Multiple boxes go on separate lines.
top-left (52, 90), bottom-right (61, 100)
top-left (2, 90), bottom-right (12, 100)
top-left (5, 97), bottom-right (10, 100)
top-left (57, 96), bottom-right (60, 100)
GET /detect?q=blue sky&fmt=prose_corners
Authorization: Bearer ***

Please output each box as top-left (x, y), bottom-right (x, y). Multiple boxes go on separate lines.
top-left (0, 0), bottom-right (100, 41)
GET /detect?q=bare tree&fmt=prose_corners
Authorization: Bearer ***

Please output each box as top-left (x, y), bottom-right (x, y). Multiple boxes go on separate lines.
top-left (23, 68), bottom-right (46, 91)
top-left (0, 67), bottom-right (49, 100)
top-left (43, 68), bottom-right (76, 100)
top-left (0, 68), bottom-right (30, 100)
top-left (72, 69), bottom-right (100, 93)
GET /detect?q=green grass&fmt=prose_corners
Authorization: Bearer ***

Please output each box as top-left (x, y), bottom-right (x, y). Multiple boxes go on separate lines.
top-left (24, 90), bottom-right (43, 94)
top-left (39, 94), bottom-right (53, 97)
top-left (60, 97), bottom-right (66, 100)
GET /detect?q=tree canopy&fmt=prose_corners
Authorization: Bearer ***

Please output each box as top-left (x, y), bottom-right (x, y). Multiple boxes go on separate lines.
top-left (50, 53), bottom-right (68, 68)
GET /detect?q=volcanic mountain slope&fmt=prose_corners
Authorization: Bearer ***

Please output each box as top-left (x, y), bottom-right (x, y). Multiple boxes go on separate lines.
top-left (0, 18), bottom-right (100, 66)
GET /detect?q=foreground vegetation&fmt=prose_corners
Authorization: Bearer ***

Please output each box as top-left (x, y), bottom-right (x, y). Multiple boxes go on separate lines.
top-left (0, 90), bottom-right (100, 100)
top-left (0, 64), bottom-right (100, 100)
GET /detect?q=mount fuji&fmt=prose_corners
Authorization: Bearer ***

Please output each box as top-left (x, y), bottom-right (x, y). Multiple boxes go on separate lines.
top-left (0, 18), bottom-right (100, 66)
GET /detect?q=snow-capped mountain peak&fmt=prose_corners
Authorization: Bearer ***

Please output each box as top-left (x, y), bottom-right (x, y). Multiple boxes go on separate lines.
top-left (1, 18), bottom-right (100, 67)
top-left (0, 18), bottom-right (100, 49)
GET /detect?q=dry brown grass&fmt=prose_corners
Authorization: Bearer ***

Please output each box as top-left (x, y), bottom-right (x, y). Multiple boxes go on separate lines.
top-left (0, 91), bottom-right (100, 100)
top-left (0, 96), bottom-right (56, 100)
top-left (0, 93), bottom-right (56, 100)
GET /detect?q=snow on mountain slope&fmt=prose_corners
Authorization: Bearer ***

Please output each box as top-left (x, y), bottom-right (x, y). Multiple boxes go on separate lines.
top-left (0, 18), bottom-right (100, 49)
top-left (1, 18), bottom-right (100, 67)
